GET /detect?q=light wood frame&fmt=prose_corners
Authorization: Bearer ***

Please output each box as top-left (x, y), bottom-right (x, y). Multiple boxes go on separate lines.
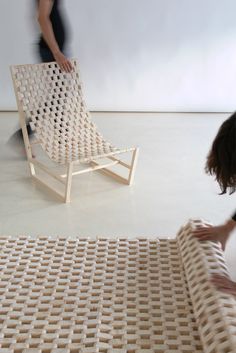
top-left (14, 105), bottom-right (138, 203)
top-left (29, 145), bottom-right (139, 203)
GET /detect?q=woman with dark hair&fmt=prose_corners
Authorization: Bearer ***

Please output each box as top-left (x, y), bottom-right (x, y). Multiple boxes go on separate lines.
top-left (194, 112), bottom-right (236, 295)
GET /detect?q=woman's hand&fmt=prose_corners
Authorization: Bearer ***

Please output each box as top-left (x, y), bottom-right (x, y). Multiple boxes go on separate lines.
top-left (54, 51), bottom-right (73, 72)
top-left (211, 274), bottom-right (236, 295)
top-left (193, 220), bottom-right (235, 251)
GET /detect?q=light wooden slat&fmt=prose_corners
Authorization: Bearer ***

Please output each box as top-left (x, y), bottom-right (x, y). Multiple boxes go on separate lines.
top-left (32, 175), bottom-right (65, 201)
top-left (60, 160), bottom-right (119, 178)
top-left (90, 160), bottom-right (129, 185)
top-left (29, 159), bottom-right (66, 185)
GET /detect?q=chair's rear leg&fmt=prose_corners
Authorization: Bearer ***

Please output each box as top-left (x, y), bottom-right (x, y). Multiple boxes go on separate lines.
top-left (128, 148), bottom-right (139, 185)
top-left (19, 114), bottom-right (35, 176)
top-left (91, 148), bottom-right (139, 185)
top-left (11, 71), bottom-right (36, 176)
top-left (65, 162), bottom-right (74, 203)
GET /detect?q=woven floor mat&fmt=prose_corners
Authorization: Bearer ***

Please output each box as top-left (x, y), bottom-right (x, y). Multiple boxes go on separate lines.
top-left (177, 220), bottom-right (236, 353)
top-left (0, 219), bottom-right (236, 353)
top-left (0, 236), bottom-right (201, 353)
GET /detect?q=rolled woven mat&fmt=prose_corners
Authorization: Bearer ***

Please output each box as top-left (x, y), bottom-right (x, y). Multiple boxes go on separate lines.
top-left (177, 219), bottom-right (236, 353)
top-left (0, 220), bottom-right (235, 352)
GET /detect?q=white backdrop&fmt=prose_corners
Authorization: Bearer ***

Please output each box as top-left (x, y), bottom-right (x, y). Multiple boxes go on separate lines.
top-left (1, 0), bottom-right (236, 111)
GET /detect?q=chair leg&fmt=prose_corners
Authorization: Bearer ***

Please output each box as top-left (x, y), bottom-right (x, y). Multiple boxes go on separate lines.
top-left (11, 69), bottom-right (35, 176)
top-left (19, 115), bottom-right (35, 176)
top-left (90, 148), bottom-right (139, 185)
top-left (65, 162), bottom-right (73, 203)
top-left (128, 148), bottom-right (139, 185)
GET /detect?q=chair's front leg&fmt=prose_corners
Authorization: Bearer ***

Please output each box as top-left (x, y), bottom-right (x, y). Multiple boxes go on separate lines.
top-left (65, 162), bottom-right (74, 203)
top-left (128, 147), bottom-right (139, 185)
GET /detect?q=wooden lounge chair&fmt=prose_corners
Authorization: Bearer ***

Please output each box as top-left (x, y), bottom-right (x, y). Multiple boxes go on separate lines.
top-left (10, 60), bottom-right (139, 202)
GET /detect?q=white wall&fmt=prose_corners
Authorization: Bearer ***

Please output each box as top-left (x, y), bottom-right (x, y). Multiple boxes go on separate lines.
top-left (1, 0), bottom-right (236, 111)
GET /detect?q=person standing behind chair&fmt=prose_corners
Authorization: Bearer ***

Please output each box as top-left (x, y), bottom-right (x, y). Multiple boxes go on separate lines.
top-left (8, 0), bottom-right (73, 152)
top-left (36, 0), bottom-right (73, 72)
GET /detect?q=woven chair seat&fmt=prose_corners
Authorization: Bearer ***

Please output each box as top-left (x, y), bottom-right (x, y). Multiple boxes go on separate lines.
top-left (0, 219), bottom-right (235, 353)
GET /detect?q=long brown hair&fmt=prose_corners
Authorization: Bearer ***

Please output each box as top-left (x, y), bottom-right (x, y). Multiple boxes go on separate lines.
top-left (206, 112), bottom-right (236, 194)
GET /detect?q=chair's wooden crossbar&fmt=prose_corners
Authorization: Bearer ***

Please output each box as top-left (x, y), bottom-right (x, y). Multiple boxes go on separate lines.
top-left (29, 159), bottom-right (66, 185)
top-left (89, 148), bottom-right (139, 186)
top-left (90, 160), bottom-right (129, 185)
top-left (60, 160), bottom-right (119, 178)
top-left (32, 175), bottom-right (65, 202)
top-left (107, 156), bottom-right (131, 169)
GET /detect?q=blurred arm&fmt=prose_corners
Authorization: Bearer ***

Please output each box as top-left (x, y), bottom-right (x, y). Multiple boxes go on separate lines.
top-left (37, 0), bottom-right (60, 58)
top-left (37, 0), bottom-right (72, 72)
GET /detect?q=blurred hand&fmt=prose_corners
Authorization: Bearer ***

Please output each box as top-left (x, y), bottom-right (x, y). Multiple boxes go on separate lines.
top-left (193, 223), bottom-right (232, 251)
top-left (211, 274), bottom-right (236, 295)
top-left (54, 51), bottom-right (73, 72)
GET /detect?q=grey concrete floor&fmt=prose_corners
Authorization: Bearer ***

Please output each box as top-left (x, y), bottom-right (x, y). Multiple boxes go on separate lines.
top-left (0, 112), bottom-right (236, 279)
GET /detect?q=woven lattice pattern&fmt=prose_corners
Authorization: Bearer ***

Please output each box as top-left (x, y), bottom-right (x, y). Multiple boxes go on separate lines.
top-left (0, 236), bottom-right (202, 353)
top-left (11, 60), bottom-right (131, 165)
top-left (177, 219), bottom-right (236, 353)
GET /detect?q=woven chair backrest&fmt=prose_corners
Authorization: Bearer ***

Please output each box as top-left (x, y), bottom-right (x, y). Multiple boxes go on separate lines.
top-left (11, 60), bottom-right (105, 164)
